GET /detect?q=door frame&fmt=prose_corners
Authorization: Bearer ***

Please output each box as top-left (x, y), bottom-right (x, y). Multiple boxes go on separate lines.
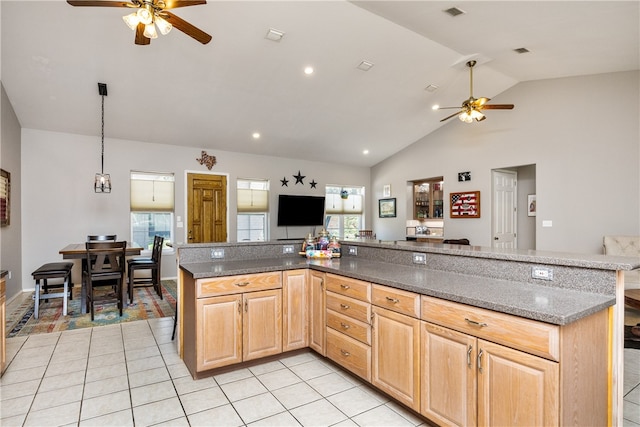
top-left (184, 170), bottom-right (230, 243)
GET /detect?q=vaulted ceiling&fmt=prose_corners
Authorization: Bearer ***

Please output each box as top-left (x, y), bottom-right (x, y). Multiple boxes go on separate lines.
top-left (2, 1), bottom-right (638, 167)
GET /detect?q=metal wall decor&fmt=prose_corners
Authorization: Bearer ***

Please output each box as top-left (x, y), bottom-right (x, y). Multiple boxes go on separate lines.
top-left (196, 151), bottom-right (217, 170)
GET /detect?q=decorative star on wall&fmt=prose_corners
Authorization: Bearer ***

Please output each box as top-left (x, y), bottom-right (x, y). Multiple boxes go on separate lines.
top-left (310, 180), bottom-right (317, 189)
top-left (293, 171), bottom-right (305, 185)
top-left (281, 177), bottom-right (289, 187)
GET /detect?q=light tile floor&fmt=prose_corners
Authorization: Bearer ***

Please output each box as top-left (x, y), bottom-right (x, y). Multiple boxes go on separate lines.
top-left (1, 317), bottom-right (639, 426)
top-left (0, 318), bottom-right (429, 427)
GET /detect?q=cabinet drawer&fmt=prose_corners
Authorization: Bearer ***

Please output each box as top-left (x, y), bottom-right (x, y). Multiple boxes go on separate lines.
top-left (197, 272), bottom-right (282, 298)
top-left (326, 327), bottom-right (371, 382)
top-left (326, 274), bottom-right (371, 302)
top-left (372, 284), bottom-right (420, 318)
top-left (326, 291), bottom-right (371, 324)
top-left (421, 296), bottom-right (560, 361)
top-left (327, 309), bottom-right (371, 345)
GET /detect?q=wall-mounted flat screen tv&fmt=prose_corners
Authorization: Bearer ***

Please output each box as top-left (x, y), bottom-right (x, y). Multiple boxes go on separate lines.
top-left (277, 195), bottom-right (325, 227)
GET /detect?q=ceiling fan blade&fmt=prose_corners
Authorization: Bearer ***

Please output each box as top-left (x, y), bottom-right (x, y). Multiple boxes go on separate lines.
top-left (481, 104), bottom-right (515, 110)
top-left (164, 11), bottom-right (212, 44)
top-left (67, 0), bottom-right (132, 7)
top-left (164, 0), bottom-right (207, 9)
top-left (437, 106), bottom-right (462, 110)
top-left (440, 110), bottom-right (464, 122)
top-left (135, 23), bottom-right (151, 45)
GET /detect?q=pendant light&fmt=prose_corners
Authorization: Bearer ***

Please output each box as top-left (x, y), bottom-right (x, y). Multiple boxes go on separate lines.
top-left (94, 82), bottom-right (112, 193)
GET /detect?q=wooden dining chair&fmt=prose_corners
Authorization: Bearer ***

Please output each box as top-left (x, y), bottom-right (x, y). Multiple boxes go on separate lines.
top-left (87, 234), bottom-right (117, 242)
top-left (127, 235), bottom-right (164, 304)
top-left (83, 241), bottom-right (126, 320)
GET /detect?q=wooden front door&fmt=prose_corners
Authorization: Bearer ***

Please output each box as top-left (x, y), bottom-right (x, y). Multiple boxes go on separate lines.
top-left (187, 173), bottom-right (227, 243)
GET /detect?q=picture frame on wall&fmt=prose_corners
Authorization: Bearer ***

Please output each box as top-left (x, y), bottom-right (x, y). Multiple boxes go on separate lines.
top-left (379, 198), bottom-right (396, 218)
top-left (1, 169), bottom-right (10, 226)
top-left (528, 194), bottom-right (536, 217)
top-left (383, 184), bottom-right (391, 198)
top-left (450, 191), bottom-right (480, 218)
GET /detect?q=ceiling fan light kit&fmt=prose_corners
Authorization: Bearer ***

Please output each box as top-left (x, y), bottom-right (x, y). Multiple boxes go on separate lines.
top-left (439, 60), bottom-right (514, 124)
top-left (67, 0), bottom-right (211, 45)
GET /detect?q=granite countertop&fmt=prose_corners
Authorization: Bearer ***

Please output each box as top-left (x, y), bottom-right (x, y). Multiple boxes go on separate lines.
top-left (180, 257), bottom-right (614, 326)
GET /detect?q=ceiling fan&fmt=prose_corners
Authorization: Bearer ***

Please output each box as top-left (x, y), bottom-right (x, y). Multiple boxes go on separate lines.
top-left (439, 60), bottom-right (514, 123)
top-left (66, 0), bottom-right (212, 45)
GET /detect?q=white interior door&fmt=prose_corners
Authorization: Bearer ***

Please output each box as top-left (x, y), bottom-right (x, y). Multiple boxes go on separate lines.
top-left (492, 170), bottom-right (517, 249)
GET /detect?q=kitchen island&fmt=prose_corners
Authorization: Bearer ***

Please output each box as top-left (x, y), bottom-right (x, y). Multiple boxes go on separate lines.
top-left (176, 239), bottom-right (638, 426)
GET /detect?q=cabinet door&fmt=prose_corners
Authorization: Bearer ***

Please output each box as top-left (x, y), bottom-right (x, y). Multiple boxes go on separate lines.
top-left (372, 307), bottom-right (421, 412)
top-left (196, 294), bottom-right (243, 371)
top-left (477, 339), bottom-right (559, 427)
top-left (421, 321), bottom-right (477, 427)
top-left (243, 289), bottom-right (283, 361)
top-left (309, 270), bottom-right (326, 355)
top-left (283, 269), bottom-right (308, 351)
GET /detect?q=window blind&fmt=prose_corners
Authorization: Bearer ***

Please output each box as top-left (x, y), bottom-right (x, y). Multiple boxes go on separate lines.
top-left (130, 172), bottom-right (175, 212)
top-left (237, 179), bottom-right (269, 213)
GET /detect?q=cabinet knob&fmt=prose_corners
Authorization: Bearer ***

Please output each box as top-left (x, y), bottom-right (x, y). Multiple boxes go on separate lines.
top-left (340, 284), bottom-right (350, 290)
top-left (340, 304), bottom-right (350, 310)
top-left (340, 322), bottom-right (350, 330)
top-left (340, 349), bottom-right (351, 357)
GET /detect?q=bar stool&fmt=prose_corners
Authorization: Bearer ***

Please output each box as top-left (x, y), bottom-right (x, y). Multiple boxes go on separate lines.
top-left (31, 262), bottom-right (74, 319)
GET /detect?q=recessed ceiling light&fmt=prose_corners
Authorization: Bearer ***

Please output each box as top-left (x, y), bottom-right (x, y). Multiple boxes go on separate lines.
top-left (514, 47), bottom-right (530, 54)
top-left (304, 66), bottom-right (314, 75)
top-left (425, 84), bottom-right (439, 92)
top-left (363, 149), bottom-right (369, 155)
top-left (265, 28), bottom-right (285, 42)
top-left (252, 132), bottom-right (261, 139)
top-left (432, 105), bottom-right (440, 110)
top-left (357, 61), bottom-right (374, 71)
top-left (443, 7), bottom-right (466, 17)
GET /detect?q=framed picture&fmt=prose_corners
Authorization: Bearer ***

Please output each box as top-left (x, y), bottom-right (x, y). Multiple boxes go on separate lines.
top-left (379, 198), bottom-right (396, 218)
top-left (450, 191), bottom-right (480, 218)
top-left (383, 184), bottom-right (391, 198)
top-left (0, 169), bottom-right (10, 226)
top-left (528, 194), bottom-right (536, 217)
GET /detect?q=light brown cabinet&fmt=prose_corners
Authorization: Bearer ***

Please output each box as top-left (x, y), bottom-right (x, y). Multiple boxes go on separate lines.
top-left (420, 295), bottom-right (608, 427)
top-left (182, 271), bottom-right (282, 377)
top-left (308, 270), bottom-right (326, 356)
top-left (283, 269), bottom-right (308, 352)
top-left (371, 284), bottom-right (421, 411)
top-left (325, 273), bottom-right (372, 382)
top-left (413, 177), bottom-right (444, 220)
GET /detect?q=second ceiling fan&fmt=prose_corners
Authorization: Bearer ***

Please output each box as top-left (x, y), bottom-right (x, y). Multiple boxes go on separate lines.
top-left (439, 60), bottom-right (514, 123)
top-left (67, 0), bottom-right (212, 45)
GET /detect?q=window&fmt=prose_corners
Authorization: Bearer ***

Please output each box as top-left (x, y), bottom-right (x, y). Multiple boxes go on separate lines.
top-left (325, 185), bottom-right (364, 239)
top-left (130, 171), bottom-right (174, 251)
top-left (237, 179), bottom-right (269, 241)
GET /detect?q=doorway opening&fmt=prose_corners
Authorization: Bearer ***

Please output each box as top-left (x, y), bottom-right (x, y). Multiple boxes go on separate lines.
top-left (491, 165), bottom-right (536, 250)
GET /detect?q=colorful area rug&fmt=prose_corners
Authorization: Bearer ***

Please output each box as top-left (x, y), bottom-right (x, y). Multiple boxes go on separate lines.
top-left (6, 280), bottom-right (176, 338)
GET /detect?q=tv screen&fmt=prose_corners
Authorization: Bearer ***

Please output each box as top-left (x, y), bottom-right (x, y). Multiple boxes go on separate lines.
top-left (277, 195), bottom-right (325, 227)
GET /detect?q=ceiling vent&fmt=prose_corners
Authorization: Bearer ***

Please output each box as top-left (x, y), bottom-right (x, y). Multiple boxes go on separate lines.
top-left (424, 84), bottom-right (439, 92)
top-left (357, 61), bottom-right (374, 71)
top-left (265, 28), bottom-right (285, 42)
top-left (443, 7), bottom-right (466, 17)
top-left (514, 47), bottom-right (530, 54)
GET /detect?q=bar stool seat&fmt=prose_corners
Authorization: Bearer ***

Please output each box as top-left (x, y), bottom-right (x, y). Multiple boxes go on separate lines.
top-left (32, 262), bottom-right (74, 319)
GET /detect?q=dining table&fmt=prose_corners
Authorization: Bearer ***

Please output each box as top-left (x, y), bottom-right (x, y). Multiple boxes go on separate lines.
top-left (59, 243), bottom-right (142, 314)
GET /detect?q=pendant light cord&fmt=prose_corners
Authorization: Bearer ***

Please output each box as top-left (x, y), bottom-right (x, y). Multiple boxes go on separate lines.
top-left (101, 93), bottom-right (105, 175)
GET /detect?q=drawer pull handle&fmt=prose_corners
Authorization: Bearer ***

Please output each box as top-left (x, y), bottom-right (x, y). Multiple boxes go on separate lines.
top-left (467, 345), bottom-right (473, 368)
top-left (340, 349), bottom-right (350, 357)
top-left (340, 304), bottom-right (350, 310)
top-left (465, 318), bottom-right (488, 328)
top-left (385, 296), bottom-right (400, 304)
top-left (235, 282), bottom-right (250, 287)
top-left (477, 349), bottom-right (484, 373)
top-left (340, 284), bottom-right (350, 290)
top-left (340, 322), bottom-right (350, 330)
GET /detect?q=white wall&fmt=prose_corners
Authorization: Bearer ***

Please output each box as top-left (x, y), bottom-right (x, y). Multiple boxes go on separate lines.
top-left (1, 84), bottom-right (23, 301)
top-left (20, 131), bottom-right (369, 291)
top-left (371, 71), bottom-right (640, 253)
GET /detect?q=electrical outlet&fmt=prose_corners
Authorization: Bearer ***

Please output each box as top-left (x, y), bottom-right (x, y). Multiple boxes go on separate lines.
top-left (283, 245), bottom-right (295, 254)
top-left (211, 248), bottom-right (225, 259)
top-left (412, 253), bottom-right (427, 264)
top-left (531, 266), bottom-right (553, 281)
top-left (348, 246), bottom-right (358, 256)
